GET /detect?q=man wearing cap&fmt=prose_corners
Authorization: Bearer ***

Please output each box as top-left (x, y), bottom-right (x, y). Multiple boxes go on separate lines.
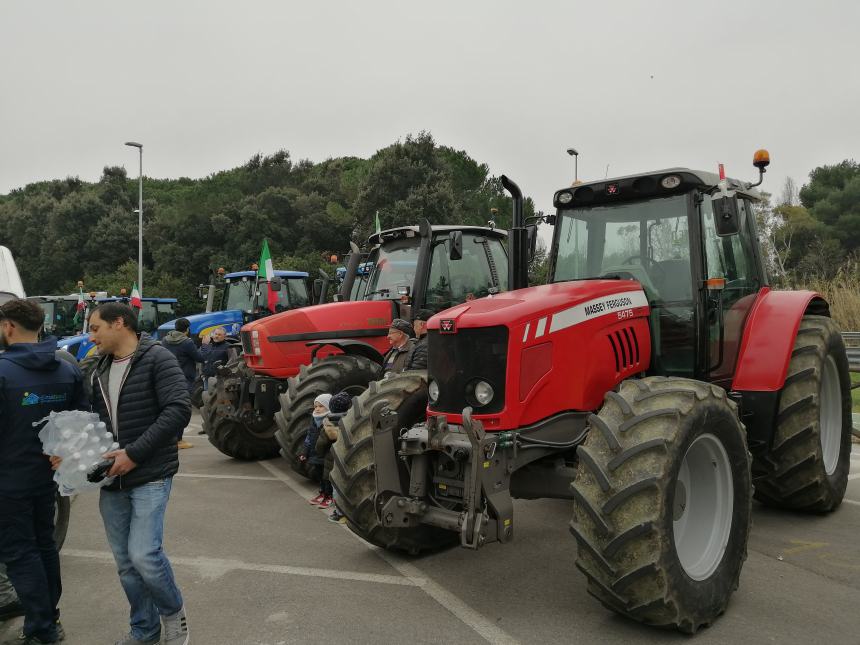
top-left (382, 319), bottom-right (415, 378)
top-left (404, 309), bottom-right (432, 371)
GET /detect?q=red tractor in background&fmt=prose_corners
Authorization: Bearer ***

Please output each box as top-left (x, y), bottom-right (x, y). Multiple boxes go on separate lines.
top-left (331, 152), bottom-right (853, 633)
top-left (202, 221), bottom-right (514, 460)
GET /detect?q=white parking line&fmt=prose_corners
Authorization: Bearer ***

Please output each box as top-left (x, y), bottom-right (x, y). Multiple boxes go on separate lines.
top-left (61, 549), bottom-right (418, 587)
top-left (174, 473), bottom-right (279, 481)
top-left (257, 460), bottom-right (521, 645)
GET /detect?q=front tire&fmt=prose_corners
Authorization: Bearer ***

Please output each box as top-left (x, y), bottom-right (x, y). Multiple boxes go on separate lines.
top-left (274, 355), bottom-right (381, 477)
top-left (753, 315), bottom-right (851, 512)
top-left (331, 372), bottom-right (458, 554)
top-left (204, 359), bottom-right (281, 460)
top-left (570, 377), bottom-right (752, 633)
top-left (54, 493), bottom-right (70, 550)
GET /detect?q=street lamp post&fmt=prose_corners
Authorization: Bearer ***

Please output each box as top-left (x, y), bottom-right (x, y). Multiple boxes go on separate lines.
top-left (566, 148), bottom-right (579, 183)
top-left (124, 141), bottom-right (143, 296)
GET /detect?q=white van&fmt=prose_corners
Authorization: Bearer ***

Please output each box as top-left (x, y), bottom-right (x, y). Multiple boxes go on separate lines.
top-left (0, 245), bottom-right (26, 303)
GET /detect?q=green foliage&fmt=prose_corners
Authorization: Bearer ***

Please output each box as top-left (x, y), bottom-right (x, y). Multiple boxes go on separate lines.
top-left (0, 134), bottom-right (530, 314)
top-left (799, 160), bottom-right (860, 251)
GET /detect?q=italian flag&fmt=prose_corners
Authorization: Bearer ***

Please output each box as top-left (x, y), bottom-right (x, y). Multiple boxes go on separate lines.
top-left (258, 239), bottom-right (277, 313)
top-left (72, 286), bottom-right (85, 326)
top-left (130, 282), bottom-right (142, 309)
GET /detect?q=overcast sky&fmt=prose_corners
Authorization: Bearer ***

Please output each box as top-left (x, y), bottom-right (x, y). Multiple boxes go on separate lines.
top-left (1, 0), bottom-right (858, 225)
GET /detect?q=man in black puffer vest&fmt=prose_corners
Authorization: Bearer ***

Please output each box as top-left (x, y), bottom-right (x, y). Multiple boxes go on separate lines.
top-left (87, 302), bottom-right (191, 645)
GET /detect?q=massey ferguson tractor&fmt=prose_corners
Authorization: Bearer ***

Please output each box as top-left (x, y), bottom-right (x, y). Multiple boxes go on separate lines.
top-left (330, 152), bottom-right (853, 633)
top-left (202, 222), bottom-right (512, 460)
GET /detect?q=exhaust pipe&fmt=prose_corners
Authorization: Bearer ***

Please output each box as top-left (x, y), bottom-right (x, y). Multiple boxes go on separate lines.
top-left (501, 175), bottom-right (528, 290)
top-left (338, 241), bottom-right (362, 302)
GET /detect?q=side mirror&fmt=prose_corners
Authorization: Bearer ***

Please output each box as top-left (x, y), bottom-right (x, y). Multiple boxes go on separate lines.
top-left (526, 224), bottom-right (538, 259)
top-left (269, 277), bottom-right (282, 292)
top-left (712, 194), bottom-right (741, 236)
top-left (449, 231), bottom-right (463, 260)
top-left (312, 279), bottom-right (323, 302)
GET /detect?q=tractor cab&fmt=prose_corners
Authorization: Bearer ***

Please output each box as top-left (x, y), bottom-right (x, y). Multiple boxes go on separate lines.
top-left (28, 296), bottom-right (81, 338)
top-left (549, 167), bottom-right (768, 384)
top-left (220, 270), bottom-right (311, 316)
top-left (357, 224), bottom-right (509, 316)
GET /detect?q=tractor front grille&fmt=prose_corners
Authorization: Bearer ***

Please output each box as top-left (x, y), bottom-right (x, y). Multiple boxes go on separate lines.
top-left (428, 326), bottom-right (508, 415)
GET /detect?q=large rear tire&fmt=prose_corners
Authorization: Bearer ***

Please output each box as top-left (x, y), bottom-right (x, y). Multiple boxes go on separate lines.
top-left (204, 359), bottom-right (281, 460)
top-left (274, 355), bottom-right (381, 477)
top-left (331, 372), bottom-right (458, 554)
top-left (753, 315), bottom-right (852, 512)
top-left (570, 377), bottom-right (752, 633)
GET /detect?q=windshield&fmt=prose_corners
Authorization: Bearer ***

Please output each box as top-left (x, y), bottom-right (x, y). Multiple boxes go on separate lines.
top-left (425, 234), bottom-right (508, 313)
top-left (553, 194), bottom-right (691, 303)
top-left (137, 301), bottom-right (159, 333)
top-left (156, 303), bottom-right (176, 325)
top-left (221, 278), bottom-right (255, 311)
top-left (364, 238), bottom-right (420, 300)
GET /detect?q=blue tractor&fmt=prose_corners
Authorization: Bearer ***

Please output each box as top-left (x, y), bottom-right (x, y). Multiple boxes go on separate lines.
top-left (154, 269), bottom-right (311, 343)
top-left (57, 296), bottom-right (178, 362)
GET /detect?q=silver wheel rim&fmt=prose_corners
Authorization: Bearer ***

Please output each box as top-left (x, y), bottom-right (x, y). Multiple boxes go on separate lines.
top-left (820, 355), bottom-right (841, 476)
top-left (673, 433), bottom-right (734, 581)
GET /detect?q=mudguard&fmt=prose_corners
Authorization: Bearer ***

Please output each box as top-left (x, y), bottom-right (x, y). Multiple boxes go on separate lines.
top-left (306, 339), bottom-right (386, 365)
top-left (731, 287), bottom-right (829, 392)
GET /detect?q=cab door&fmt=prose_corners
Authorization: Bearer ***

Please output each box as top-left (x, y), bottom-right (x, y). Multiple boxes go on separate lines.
top-left (699, 195), bottom-right (765, 386)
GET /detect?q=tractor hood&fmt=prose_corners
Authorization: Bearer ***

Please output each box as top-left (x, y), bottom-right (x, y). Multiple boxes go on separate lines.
top-left (426, 280), bottom-right (649, 335)
top-left (157, 310), bottom-right (244, 340)
top-left (425, 280), bottom-right (652, 430)
top-left (241, 300), bottom-right (396, 378)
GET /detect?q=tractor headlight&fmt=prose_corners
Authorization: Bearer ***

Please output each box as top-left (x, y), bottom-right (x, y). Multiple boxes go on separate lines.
top-left (472, 380), bottom-right (494, 406)
top-left (428, 380), bottom-right (439, 403)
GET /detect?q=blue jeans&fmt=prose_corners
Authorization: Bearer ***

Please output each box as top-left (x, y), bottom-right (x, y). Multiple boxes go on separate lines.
top-left (0, 491), bottom-right (61, 641)
top-left (99, 478), bottom-right (183, 641)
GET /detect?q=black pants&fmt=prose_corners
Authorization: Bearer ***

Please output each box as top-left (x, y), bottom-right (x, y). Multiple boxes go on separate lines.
top-left (0, 490), bottom-right (61, 641)
top-left (320, 477), bottom-right (333, 497)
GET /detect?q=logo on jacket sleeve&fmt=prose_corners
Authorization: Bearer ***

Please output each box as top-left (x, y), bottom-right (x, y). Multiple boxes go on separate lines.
top-left (21, 392), bottom-right (68, 406)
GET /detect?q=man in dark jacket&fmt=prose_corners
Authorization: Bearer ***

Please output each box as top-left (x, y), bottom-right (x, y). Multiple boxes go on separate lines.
top-left (0, 299), bottom-right (87, 645)
top-left (199, 327), bottom-right (229, 379)
top-left (160, 318), bottom-right (202, 449)
top-left (87, 302), bottom-right (191, 645)
top-left (404, 309), bottom-right (431, 371)
top-left (381, 318), bottom-right (415, 378)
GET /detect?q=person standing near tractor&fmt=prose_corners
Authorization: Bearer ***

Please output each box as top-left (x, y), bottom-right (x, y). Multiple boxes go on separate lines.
top-left (86, 302), bottom-right (192, 645)
top-left (404, 309), bottom-right (432, 371)
top-left (0, 299), bottom-right (87, 645)
top-left (161, 318), bottom-right (203, 449)
top-left (381, 318), bottom-right (415, 378)
top-left (199, 327), bottom-right (230, 382)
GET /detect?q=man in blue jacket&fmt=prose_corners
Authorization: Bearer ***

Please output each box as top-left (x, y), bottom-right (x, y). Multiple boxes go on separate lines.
top-left (0, 299), bottom-right (87, 645)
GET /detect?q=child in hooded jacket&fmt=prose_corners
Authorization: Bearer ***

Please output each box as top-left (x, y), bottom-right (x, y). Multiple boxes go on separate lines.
top-left (314, 391), bottom-right (352, 511)
top-left (304, 394), bottom-right (331, 505)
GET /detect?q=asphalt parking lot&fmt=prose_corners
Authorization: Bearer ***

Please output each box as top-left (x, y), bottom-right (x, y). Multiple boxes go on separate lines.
top-left (3, 413), bottom-right (860, 645)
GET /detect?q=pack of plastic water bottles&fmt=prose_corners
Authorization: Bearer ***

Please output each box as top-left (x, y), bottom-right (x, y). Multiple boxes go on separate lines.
top-left (36, 410), bottom-right (118, 496)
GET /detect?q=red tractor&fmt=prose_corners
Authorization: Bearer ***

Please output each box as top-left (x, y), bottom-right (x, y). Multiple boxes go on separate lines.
top-left (202, 221), bottom-right (514, 461)
top-left (331, 152), bottom-right (853, 633)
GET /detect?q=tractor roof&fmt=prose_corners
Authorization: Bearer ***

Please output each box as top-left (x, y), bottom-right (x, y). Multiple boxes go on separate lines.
top-left (554, 167), bottom-right (762, 210)
top-left (224, 270), bottom-right (309, 280)
top-left (368, 225), bottom-right (507, 246)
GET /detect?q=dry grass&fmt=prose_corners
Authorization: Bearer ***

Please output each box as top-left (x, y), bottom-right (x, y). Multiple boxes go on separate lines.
top-left (796, 263), bottom-right (860, 332)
